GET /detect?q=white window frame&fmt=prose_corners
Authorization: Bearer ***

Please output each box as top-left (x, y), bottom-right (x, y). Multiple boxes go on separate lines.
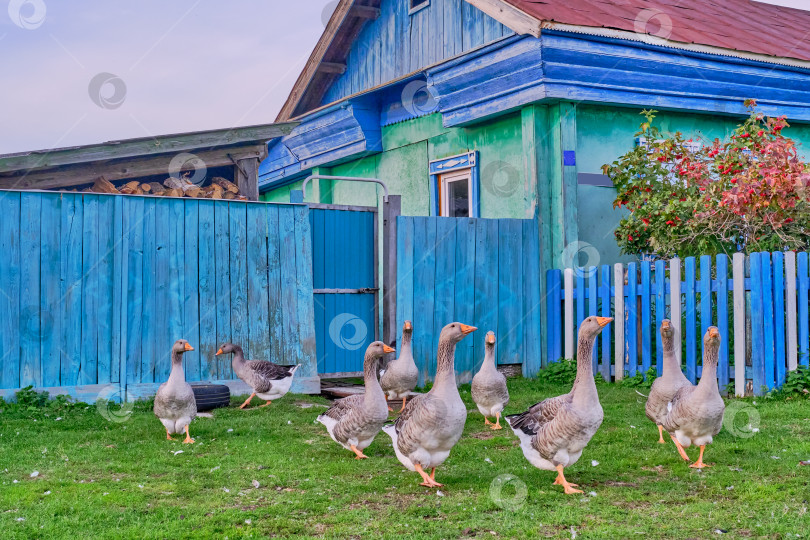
top-left (439, 169), bottom-right (473, 217)
top-left (409, 0), bottom-right (429, 15)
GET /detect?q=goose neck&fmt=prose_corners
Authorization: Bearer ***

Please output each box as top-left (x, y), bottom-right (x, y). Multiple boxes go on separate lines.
top-left (433, 338), bottom-right (458, 391)
top-left (363, 354), bottom-right (385, 403)
top-left (168, 352), bottom-right (186, 384)
top-left (571, 333), bottom-right (598, 404)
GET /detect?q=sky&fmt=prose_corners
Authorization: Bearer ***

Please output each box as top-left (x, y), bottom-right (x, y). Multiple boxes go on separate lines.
top-left (0, 0), bottom-right (807, 155)
top-left (0, 0), bottom-right (337, 154)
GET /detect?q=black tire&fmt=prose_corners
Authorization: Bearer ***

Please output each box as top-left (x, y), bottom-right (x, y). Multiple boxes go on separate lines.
top-left (192, 384), bottom-right (231, 412)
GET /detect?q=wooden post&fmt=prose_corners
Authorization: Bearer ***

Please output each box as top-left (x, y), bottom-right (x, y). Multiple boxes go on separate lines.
top-left (382, 195), bottom-right (401, 348)
top-left (234, 157), bottom-right (259, 201)
top-left (670, 258), bottom-right (682, 367)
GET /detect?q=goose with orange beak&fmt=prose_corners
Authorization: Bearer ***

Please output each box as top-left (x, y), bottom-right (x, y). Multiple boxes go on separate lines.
top-left (154, 339), bottom-right (197, 443)
top-left (383, 322), bottom-right (476, 487)
top-left (215, 343), bottom-right (300, 409)
top-left (317, 341), bottom-right (396, 459)
top-left (507, 316), bottom-right (612, 494)
top-left (471, 331), bottom-right (509, 429)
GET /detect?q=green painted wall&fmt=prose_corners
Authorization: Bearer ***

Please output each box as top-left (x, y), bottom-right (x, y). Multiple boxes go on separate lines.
top-left (262, 102), bottom-right (810, 267)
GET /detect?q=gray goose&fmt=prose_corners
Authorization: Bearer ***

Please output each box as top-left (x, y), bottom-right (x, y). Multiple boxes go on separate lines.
top-left (662, 326), bottom-right (725, 468)
top-left (154, 339), bottom-right (197, 443)
top-left (380, 321), bottom-right (418, 412)
top-left (317, 341), bottom-right (395, 459)
top-left (215, 343), bottom-right (299, 409)
top-left (506, 316), bottom-right (611, 494)
top-left (645, 320), bottom-right (691, 445)
top-left (471, 331), bottom-right (509, 429)
top-left (382, 322), bottom-right (477, 487)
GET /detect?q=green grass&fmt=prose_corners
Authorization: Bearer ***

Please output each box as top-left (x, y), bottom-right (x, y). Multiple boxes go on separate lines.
top-left (1, 379), bottom-right (809, 539)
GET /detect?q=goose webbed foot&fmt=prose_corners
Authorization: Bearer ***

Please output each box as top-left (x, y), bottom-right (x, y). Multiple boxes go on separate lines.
top-left (483, 417), bottom-right (493, 426)
top-left (182, 425), bottom-right (195, 444)
top-left (350, 444), bottom-right (368, 460)
top-left (415, 464), bottom-right (443, 487)
top-left (489, 413), bottom-right (503, 430)
top-left (239, 393), bottom-right (256, 409)
top-left (689, 445), bottom-right (710, 468)
top-left (259, 400), bottom-right (272, 408)
top-left (165, 430), bottom-right (173, 441)
top-left (554, 465), bottom-right (582, 495)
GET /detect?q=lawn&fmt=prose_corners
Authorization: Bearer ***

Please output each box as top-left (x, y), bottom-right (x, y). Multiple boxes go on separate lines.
top-left (1, 377), bottom-right (809, 539)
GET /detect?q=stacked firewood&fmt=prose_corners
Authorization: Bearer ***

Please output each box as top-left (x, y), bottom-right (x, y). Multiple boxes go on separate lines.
top-left (80, 176), bottom-right (247, 200)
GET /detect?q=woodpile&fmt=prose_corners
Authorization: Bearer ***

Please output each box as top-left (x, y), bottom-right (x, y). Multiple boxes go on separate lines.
top-left (78, 175), bottom-right (247, 200)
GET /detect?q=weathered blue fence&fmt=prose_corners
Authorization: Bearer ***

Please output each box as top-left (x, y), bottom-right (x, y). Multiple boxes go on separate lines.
top-left (546, 252), bottom-right (808, 396)
top-left (396, 216), bottom-right (541, 383)
top-left (0, 191), bottom-right (319, 401)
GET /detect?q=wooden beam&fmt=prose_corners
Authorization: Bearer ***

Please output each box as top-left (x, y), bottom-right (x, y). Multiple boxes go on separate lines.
top-left (234, 157), bottom-right (260, 201)
top-left (318, 62), bottom-right (347, 74)
top-left (463, 0), bottom-right (542, 37)
top-left (350, 5), bottom-right (380, 19)
top-left (0, 145), bottom-right (267, 190)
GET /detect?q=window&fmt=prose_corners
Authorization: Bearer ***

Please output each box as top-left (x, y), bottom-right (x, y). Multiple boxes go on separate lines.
top-left (428, 151), bottom-right (480, 218)
top-left (409, 0), bottom-right (429, 15)
top-left (439, 170), bottom-right (471, 217)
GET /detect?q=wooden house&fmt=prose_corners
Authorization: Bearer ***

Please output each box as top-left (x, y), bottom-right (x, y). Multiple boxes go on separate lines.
top-left (259, 0), bottom-right (810, 269)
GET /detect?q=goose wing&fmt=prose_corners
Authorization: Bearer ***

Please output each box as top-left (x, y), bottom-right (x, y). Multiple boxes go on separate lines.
top-left (506, 393), bottom-right (570, 436)
top-left (661, 384), bottom-right (696, 433)
top-left (322, 394), bottom-right (364, 422)
top-left (245, 360), bottom-right (296, 392)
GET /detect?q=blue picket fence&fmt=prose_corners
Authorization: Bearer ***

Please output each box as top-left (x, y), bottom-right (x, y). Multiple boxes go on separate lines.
top-left (0, 191), bottom-right (319, 401)
top-left (396, 216), bottom-right (541, 383)
top-left (546, 252), bottom-right (808, 395)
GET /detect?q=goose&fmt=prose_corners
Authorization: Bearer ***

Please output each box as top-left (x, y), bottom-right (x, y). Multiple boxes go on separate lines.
top-left (471, 331), bottom-right (509, 429)
top-left (317, 341), bottom-right (395, 459)
top-left (380, 321), bottom-right (418, 412)
top-left (215, 343), bottom-right (299, 409)
top-left (506, 316), bottom-right (611, 494)
top-left (645, 320), bottom-right (691, 445)
top-left (382, 322), bottom-right (477, 487)
top-left (154, 339), bottom-right (197, 443)
top-left (662, 327), bottom-right (725, 468)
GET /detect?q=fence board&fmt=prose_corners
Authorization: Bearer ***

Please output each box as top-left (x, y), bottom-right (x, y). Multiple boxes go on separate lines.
top-left (670, 258), bottom-right (682, 367)
top-left (732, 253), bottom-right (746, 396)
top-left (599, 265), bottom-right (611, 380)
top-left (522, 221), bottom-right (541, 375)
top-left (613, 263), bottom-right (624, 380)
top-left (20, 194), bottom-right (42, 387)
top-left (640, 262), bottom-right (651, 374)
top-left (798, 251), bottom-right (809, 366)
top-left (684, 257), bottom-right (697, 383)
top-left (183, 200), bottom-right (201, 380)
top-left (773, 252), bottom-right (785, 388)
top-left (750, 253), bottom-right (764, 395)
top-left (626, 262), bottom-right (637, 377)
top-left (654, 260), bottom-right (665, 376)
top-left (587, 265), bottom-right (598, 371)
top-left (716, 254), bottom-right (729, 391)
top-left (40, 194), bottom-right (61, 387)
top-left (0, 192), bottom-right (21, 389)
top-left (785, 251), bottom-right (798, 371)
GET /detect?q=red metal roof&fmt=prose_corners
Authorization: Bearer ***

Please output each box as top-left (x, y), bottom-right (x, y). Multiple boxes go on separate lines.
top-left (505, 0), bottom-right (810, 62)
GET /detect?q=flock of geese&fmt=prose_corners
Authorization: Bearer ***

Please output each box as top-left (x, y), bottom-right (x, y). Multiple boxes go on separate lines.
top-left (153, 315), bottom-right (726, 494)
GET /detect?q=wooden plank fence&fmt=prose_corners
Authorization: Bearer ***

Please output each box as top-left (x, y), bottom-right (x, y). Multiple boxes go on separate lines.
top-left (0, 191), bottom-right (319, 402)
top-left (547, 252), bottom-right (810, 396)
top-left (396, 216), bottom-right (541, 383)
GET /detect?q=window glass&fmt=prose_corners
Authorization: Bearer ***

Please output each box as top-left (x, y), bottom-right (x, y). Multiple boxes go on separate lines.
top-left (446, 178), bottom-right (469, 217)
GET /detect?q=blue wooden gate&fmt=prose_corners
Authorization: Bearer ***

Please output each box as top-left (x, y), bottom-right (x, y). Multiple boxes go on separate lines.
top-left (309, 205), bottom-right (378, 376)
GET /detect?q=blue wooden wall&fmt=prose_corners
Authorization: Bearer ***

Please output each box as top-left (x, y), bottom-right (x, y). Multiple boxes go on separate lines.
top-left (322, 0), bottom-right (513, 105)
top-left (396, 216), bottom-right (541, 383)
top-left (0, 191), bottom-right (319, 400)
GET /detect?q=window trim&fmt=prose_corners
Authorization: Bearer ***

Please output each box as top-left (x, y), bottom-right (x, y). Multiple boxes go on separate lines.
top-left (428, 151), bottom-right (480, 218)
top-left (409, 0), bottom-right (429, 16)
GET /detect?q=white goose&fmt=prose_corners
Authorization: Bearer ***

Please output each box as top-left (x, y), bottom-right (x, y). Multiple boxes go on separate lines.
top-left (380, 321), bottom-right (418, 412)
top-left (317, 341), bottom-right (395, 459)
top-left (662, 327), bottom-right (725, 468)
top-left (382, 322), bottom-right (476, 487)
top-left (506, 316), bottom-right (611, 494)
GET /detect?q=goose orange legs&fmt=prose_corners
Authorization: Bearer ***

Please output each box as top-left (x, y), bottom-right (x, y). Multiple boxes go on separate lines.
top-left (350, 444), bottom-right (368, 460)
top-left (165, 429), bottom-right (172, 440)
top-left (398, 395), bottom-right (408, 412)
top-left (657, 425), bottom-right (666, 444)
top-left (259, 400), bottom-right (272, 408)
top-left (490, 412), bottom-right (503, 430)
top-left (182, 425), bottom-right (194, 444)
top-left (689, 445), bottom-right (710, 469)
top-left (670, 433), bottom-right (691, 461)
top-left (239, 393), bottom-right (256, 409)
top-left (554, 464), bottom-right (582, 495)
top-left (414, 464), bottom-right (442, 487)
